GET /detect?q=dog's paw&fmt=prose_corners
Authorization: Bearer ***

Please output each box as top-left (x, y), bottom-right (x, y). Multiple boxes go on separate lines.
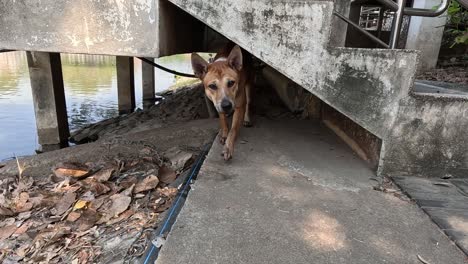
top-left (243, 120), bottom-right (252, 127)
top-left (219, 136), bottom-right (227, 145)
top-left (222, 145), bottom-right (233, 161)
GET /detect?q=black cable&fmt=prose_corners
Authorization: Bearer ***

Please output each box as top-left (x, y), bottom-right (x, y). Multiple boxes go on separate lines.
top-left (137, 57), bottom-right (197, 78)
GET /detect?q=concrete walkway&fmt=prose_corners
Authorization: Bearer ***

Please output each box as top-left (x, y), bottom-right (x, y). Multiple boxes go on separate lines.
top-left (394, 176), bottom-right (468, 255)
top-left (156, 119), bottom-right (467, 264)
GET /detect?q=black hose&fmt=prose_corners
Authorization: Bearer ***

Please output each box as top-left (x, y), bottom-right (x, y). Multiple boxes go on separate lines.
top-left (137, 57), bottom-right (197, 78)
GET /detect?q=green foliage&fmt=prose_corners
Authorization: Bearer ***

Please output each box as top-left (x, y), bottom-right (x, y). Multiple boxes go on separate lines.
top-left (445, 1), bottom-right (468, 47)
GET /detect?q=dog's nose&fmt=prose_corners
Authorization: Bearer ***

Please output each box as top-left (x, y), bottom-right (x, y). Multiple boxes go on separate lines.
top-left (221, 99), bottom-right (232, 112)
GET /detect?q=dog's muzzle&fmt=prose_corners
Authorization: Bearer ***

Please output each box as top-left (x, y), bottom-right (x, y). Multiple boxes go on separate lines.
top-left (221, 99), bottom-right (233, 114)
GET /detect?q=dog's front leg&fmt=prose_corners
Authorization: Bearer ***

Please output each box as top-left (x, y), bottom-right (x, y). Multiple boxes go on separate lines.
top-left (219, 113), bottom-right (229, 144)
top-left (223, 107), bottom-right (245, 161)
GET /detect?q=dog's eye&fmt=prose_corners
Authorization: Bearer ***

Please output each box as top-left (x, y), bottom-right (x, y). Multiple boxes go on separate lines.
top-left (208, 84), bottom-right (217, 90)
top-left (227, 80), bottom-right (235, 88)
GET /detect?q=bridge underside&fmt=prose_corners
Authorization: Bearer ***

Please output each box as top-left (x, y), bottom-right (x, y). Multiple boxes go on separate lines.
top-left (1, 0), bottom-right (468, 178)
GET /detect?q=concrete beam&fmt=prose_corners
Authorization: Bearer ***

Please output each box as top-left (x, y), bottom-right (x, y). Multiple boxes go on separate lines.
top-left (116, 56), bottom-right (135, 115)
top-left (142, 58), bottom-right (155, 108)
top-left (26, 51), bottom-right (69, 151)
top-left (0, 0), bottom-right (159, 57)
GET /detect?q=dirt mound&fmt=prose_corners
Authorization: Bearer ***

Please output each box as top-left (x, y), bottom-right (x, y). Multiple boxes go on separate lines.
top-left (70, 84), bottom-right (210, 144)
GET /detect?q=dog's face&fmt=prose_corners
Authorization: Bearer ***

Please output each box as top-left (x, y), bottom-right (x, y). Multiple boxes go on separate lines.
top-left (191, 46), bottom-right (243, 114)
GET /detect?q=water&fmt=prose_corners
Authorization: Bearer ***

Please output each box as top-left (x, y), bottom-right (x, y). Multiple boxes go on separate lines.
top-left (0, 51), bottom-right (198, 161)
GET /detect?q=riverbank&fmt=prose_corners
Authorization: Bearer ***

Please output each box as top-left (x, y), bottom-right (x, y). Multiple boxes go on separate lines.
top-left (0, 81), bottom-right (296, 263)
top-left (0, 119), bottom-right (218, 263)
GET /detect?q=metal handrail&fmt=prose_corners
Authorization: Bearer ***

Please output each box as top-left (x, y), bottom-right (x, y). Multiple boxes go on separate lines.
top-left (333, 12), bottom-right (390, 48)
top-left (376, 0), bottom-right (450, 17)
top-left (334, 0), bottom-right (452, 49)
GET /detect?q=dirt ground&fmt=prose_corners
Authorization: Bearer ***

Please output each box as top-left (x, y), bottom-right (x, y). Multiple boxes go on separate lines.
top-left (417, 66), bottom-right (468, 85)
top-left (0, 119), bottom-right (218, 263)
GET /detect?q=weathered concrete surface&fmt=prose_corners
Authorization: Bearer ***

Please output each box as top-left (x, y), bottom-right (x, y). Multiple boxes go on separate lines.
top-left (406, 0), bottom-right (447, 70)
top-left (168, 0), bottom-right (419, 140)
top-left (157, 119), bottom-right (466, 264)
top-left (0, 0), bottom-right (223, 57)
top-left (329, 1), bottom-right (350, 47)
top-left (142, 58), bottom-right (156, 104)
top-left (116, 56), bottom-right (136, 115)
top-left (27, 51), bottom-right (69, 148)
top-left (262, 66), bottom-right (322, 119)
top-left (0, 0), bottom-right (159, 56)
top-left (394, 176), bottom-right (468, 255)
top-left (381, 93), bottom-right (468, 178)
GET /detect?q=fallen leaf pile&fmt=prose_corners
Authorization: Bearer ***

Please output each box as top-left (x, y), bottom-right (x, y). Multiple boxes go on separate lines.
top-left (0, 146), bottom-right (194, 263)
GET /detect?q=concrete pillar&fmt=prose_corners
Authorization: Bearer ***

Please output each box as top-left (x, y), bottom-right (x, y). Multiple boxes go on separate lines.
top-left (142, 58), bottom-right (155, 109)
top-left (116, 56), bottom-right (135, 114)
top-left (26, 51), bottom-right (69, 151)
top-left (330, 1), bottom-right (351, 47)
top-left (406, 0), bottom-right (447, 70)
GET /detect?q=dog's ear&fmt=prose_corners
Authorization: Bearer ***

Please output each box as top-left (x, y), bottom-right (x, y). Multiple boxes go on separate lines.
top-left (227, 45), bottom-right (243, 71)
top-left (191, 53), bottom-right (208, 79)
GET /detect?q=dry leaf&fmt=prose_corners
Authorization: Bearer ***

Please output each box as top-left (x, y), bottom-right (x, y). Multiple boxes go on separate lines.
top-left (14, 221), bottom-right (31, 235)
top-left (67, 212), bottom-right (81, 222)
top-left (53, 192), bottom-right (77, 215)
top-left (158, 166), bottom-right (177, 185)
top-left (14, 192), bottom-right (33, 213)
top-left (74, 200), bottom-right (89, 210)
top-left (164, 147), bottom-right (193, 171)
top-left (90, 181), bottom-right (111, 196)
top-left (16, 243), bottom-right (31, 258)
top-left (54, 162), bottom-right (90, 178)
top-left (108, 194), bottom-right (131, 217)
top-left (0, 224), bottom-right (17, 240)
top-left (92, 168), bottom-right (115, 182)
top-left (17, 211), bottom-right (31, 220)
top-left (119, 176), bottom-right (138, 189)
top-left (158, 187), bottom-right (178, 198)
top-left (121, 184), bottom-right (135, 196)
top-left (28, 194), bottom-right (44, 207)
top-left (134, 175), bottom-right (159, 193)
top-left (15, 192), bottom-right (33, 213)
top-left (89, 196), bottom-right (107, 211)
top-left (0, 218), bottom-right (15, 227)
top-left (417, 254), bottom-right (431, 264)
top-left (106, 209), bottom-right (134, 225)
top-left (77, 209), bottom-right (100, 231)
top-left (0, 206), bottom-right (14, 216)
top-left (134, 193), bottom-right (146, 199)
top-left (77, 249), bottom-right (89, 264)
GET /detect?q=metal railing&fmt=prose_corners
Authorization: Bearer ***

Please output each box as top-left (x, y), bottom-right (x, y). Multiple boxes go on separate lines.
top-left (334, 0), bottom-right (451, 49)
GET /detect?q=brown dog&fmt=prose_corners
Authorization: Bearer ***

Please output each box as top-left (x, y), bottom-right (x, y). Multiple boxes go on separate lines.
top-left (191, 45), bottom-right (252, 161)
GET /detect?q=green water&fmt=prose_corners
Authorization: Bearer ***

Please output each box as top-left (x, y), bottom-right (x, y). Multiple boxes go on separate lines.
top-left (0, 51), bottom-right (195, 160)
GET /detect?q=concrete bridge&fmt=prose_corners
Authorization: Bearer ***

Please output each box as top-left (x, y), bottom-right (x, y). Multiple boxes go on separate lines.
top-left (1, 0), bottom-right (468, 261)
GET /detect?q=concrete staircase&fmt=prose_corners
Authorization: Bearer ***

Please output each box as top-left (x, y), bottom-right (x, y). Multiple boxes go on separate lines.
top-left (166, 0), bottom-right (468, 178)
